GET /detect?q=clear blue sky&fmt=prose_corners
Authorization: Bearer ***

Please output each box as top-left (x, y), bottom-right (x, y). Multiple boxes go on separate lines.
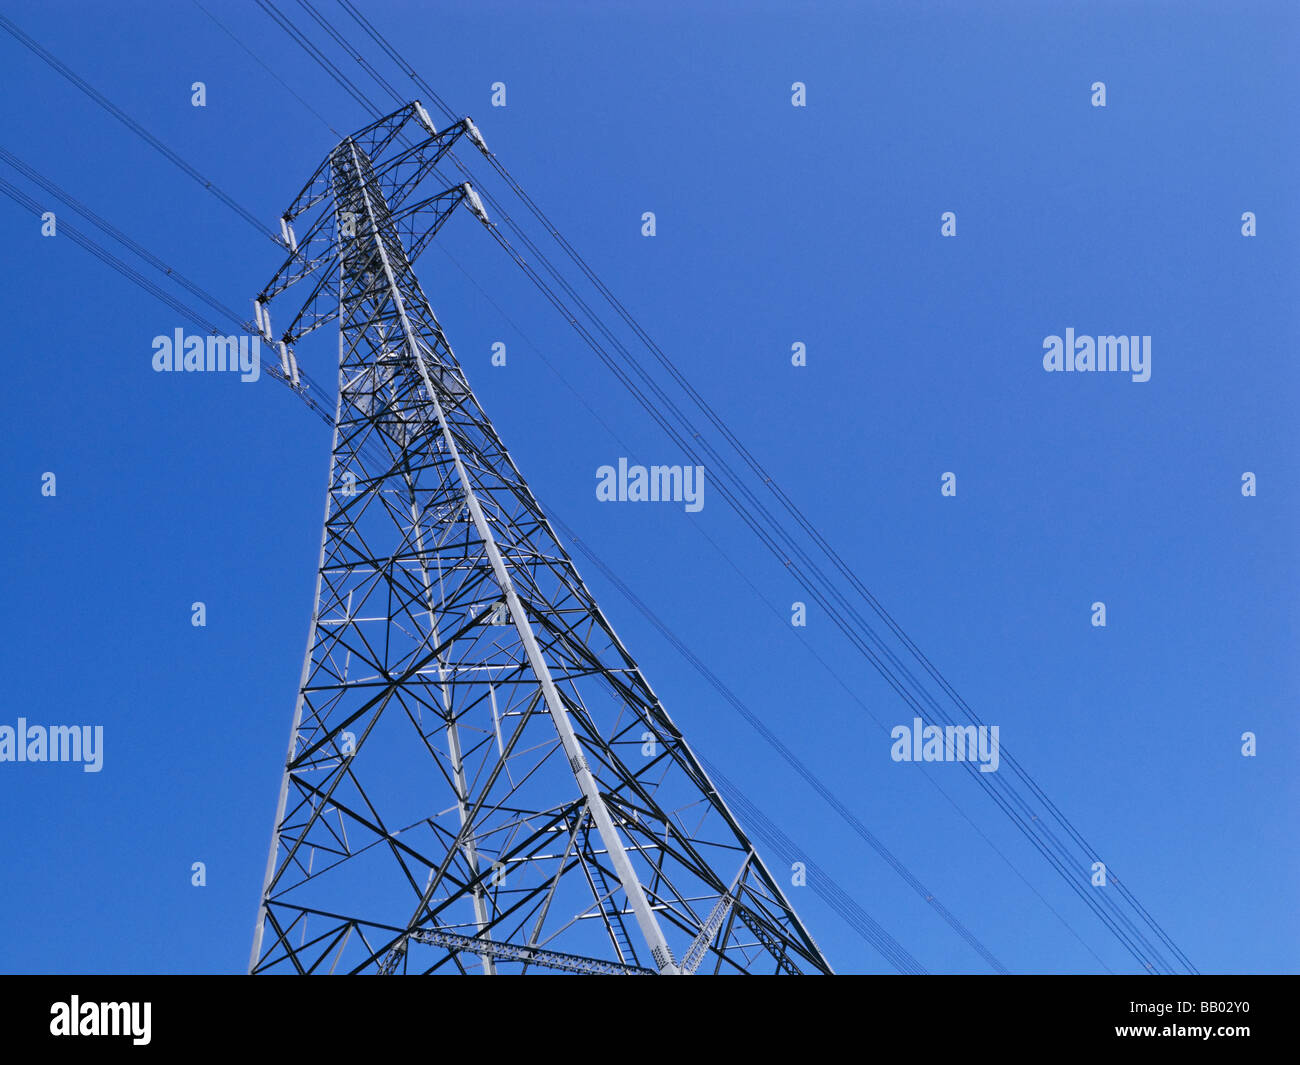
top-left (1, 0), bottom-right (1296, 975)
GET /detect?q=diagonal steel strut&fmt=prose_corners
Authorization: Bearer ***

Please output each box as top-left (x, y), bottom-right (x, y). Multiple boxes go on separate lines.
top-left (340, 138), bottom-right (681, 974)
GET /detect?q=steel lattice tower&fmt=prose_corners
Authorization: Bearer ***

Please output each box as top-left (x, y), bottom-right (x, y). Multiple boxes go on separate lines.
top-left (248, 103), bottom-right (832, 975)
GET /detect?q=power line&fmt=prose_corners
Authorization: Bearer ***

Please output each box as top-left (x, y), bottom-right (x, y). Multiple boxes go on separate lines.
top-left (0, 164), bottom-right (331, 421)
top-left (549, 511), bottom-right (1004, 973)
top-left (253, 2), bottom-right (1180, 971)
top-left (432, 219), bottom-right (1118, 974)
top-left (0, 145), bottom-right (247, 326)
top-left (0, 118), bottom-right (909, 972)
top-left (0, 12), bottom-right (281, 246)
top-left (6, 4), bottom-right (1193, 972)
top-left (320, 3), bottom-right (1196, 973)
top-left (701, 760), bottom-right (928, 975)
top-left (190, 0), bottom-right (341, 137)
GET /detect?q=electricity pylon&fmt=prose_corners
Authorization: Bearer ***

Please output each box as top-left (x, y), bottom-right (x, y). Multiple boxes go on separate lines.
top-left (247, 103), bottom-right (832, 975)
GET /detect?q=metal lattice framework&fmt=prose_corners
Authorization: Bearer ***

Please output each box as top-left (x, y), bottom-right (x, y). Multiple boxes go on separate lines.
top-left (248, 103), bottom-right (832, 975)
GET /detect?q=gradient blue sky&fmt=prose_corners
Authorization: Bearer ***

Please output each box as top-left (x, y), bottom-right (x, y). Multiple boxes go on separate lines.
top-left (1, 0), bottom-right (1296, 975)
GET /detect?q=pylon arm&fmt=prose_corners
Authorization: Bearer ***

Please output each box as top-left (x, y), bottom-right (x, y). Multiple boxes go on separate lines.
top-left (259, 103), bottom-right (475, 307)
